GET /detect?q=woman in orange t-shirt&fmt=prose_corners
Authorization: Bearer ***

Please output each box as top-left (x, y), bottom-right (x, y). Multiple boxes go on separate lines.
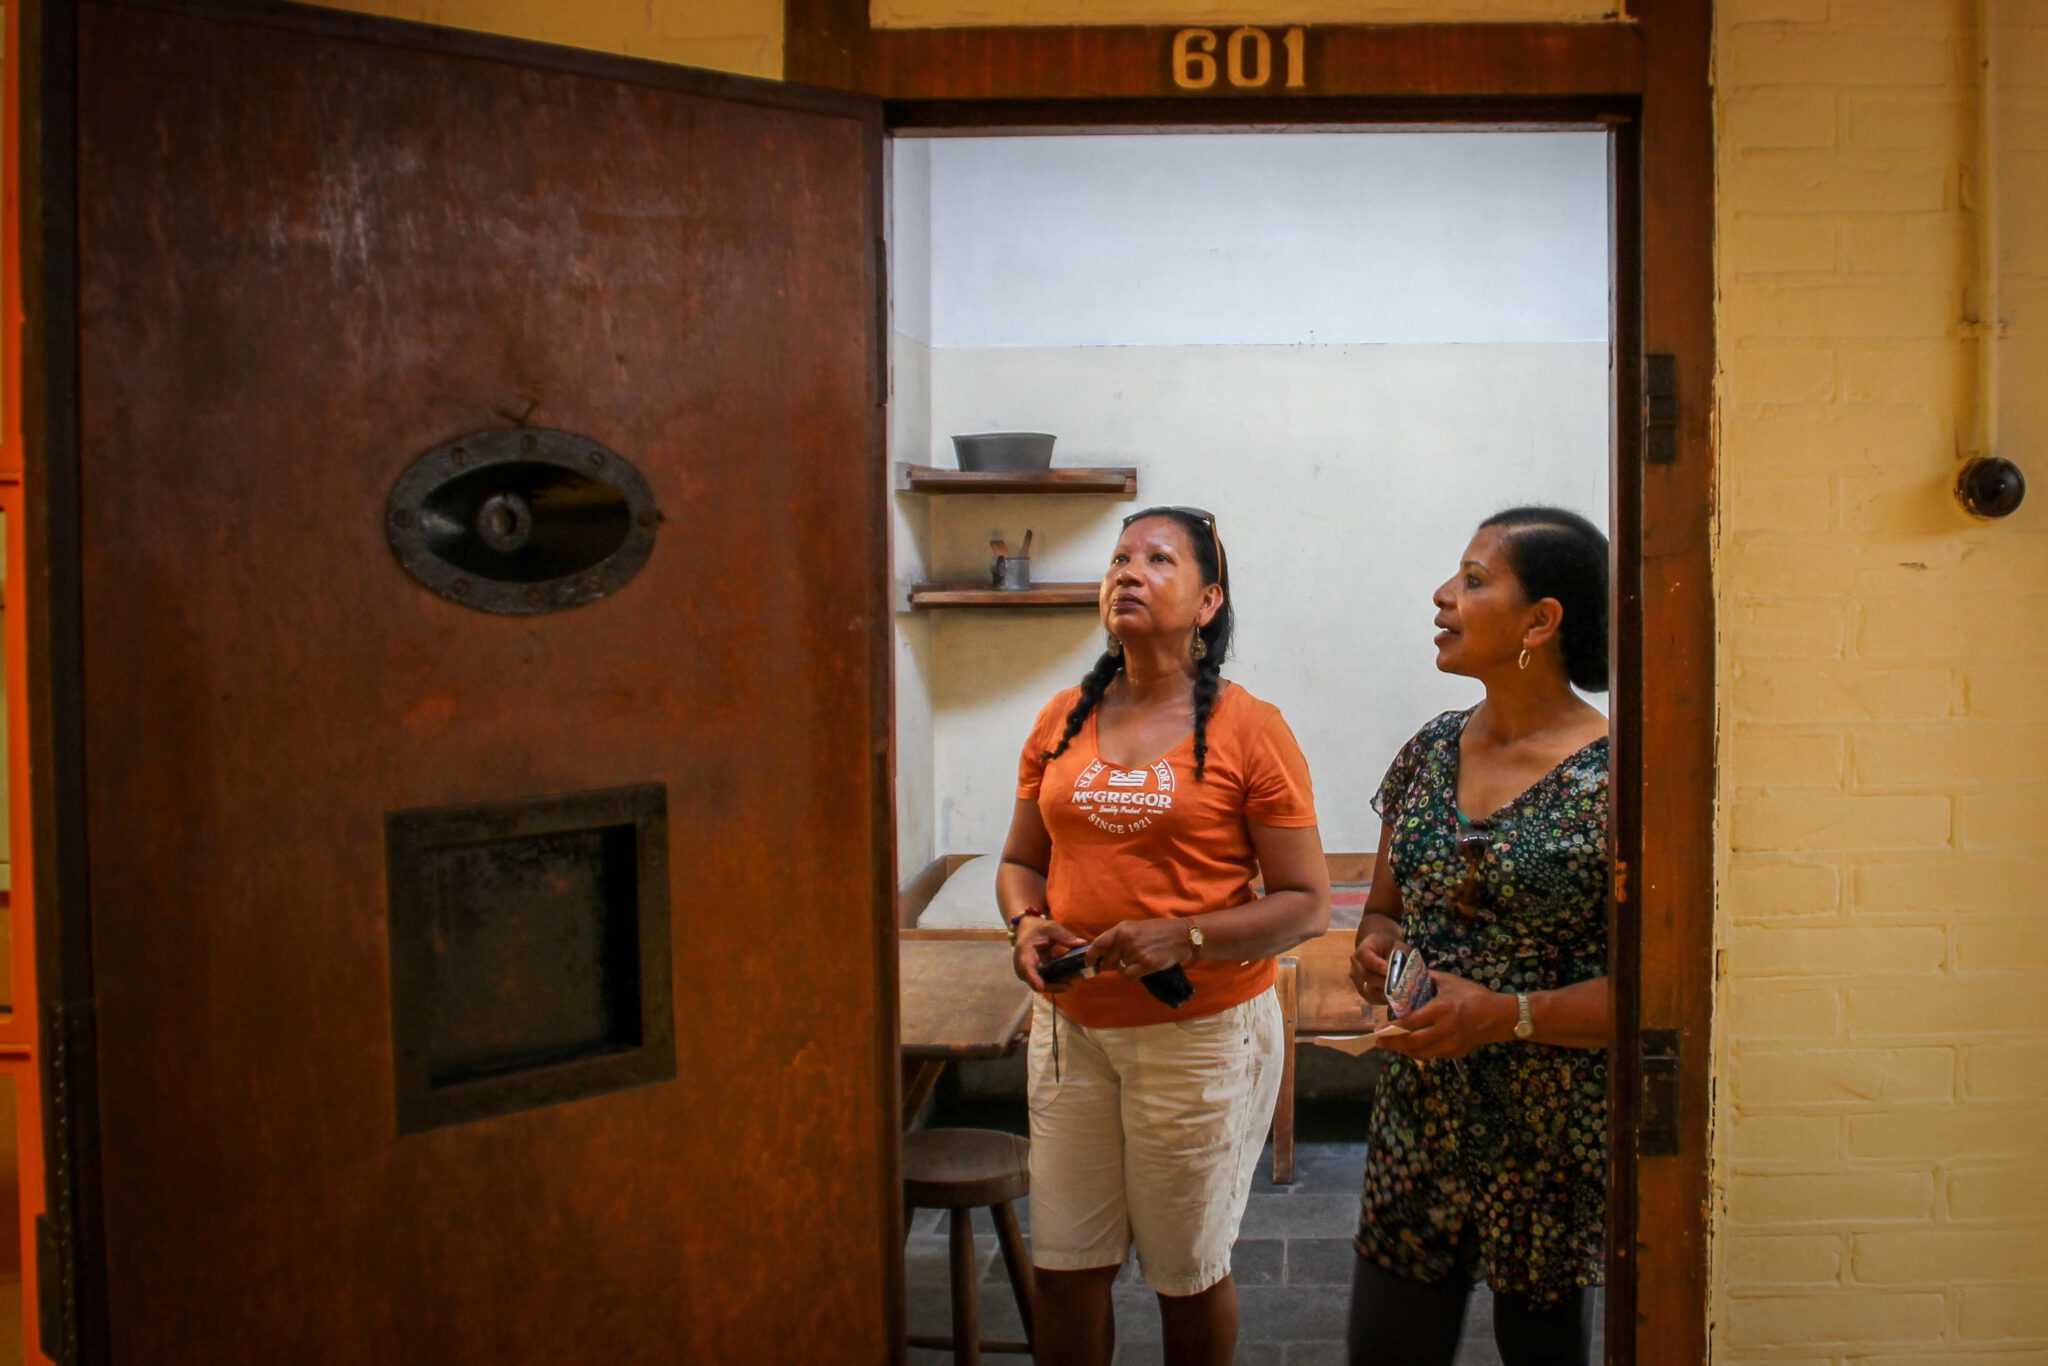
top-left (1001, 506), bottom-right (1332, 1366)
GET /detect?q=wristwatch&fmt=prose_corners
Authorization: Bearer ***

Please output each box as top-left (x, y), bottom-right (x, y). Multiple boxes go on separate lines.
top-left (1512, 991), bottom-right (1535, 1041)
top-left (1187, 920), bottom-right (1205, 960)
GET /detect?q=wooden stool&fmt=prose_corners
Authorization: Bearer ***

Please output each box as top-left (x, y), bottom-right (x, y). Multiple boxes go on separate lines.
top-left (903, 1128), bottom-right (1036, 1363)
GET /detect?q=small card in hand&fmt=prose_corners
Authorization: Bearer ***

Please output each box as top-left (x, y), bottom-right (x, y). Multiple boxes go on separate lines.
top-left (1384, 947), bottom-right (1437, 1019)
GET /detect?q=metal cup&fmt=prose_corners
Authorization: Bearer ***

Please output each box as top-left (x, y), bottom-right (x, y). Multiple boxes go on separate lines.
top-left (991, 554), bottom-right (1031, 590)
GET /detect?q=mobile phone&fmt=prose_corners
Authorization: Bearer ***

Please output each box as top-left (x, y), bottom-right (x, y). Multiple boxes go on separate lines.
top-left (1039, 945), bottom-right (1096, 985)
top-left (1384, 947), bottom-right (1437, 1018)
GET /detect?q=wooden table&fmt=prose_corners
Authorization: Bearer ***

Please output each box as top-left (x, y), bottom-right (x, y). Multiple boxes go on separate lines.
top-left (1273, 930), bottom-right (1388, 1183)
top-left (895, 926), bottom-right (1384, 1183)
top-left (899, 929), bottom-right (1033, 1126)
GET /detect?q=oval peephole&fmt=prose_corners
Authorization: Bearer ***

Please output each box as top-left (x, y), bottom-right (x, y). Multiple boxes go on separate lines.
top-left (386, 429), bottom-right (660, 614)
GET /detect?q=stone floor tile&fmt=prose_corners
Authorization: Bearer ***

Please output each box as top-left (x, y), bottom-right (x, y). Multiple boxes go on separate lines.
top-left (1113, 1343), bottom-right (1286, 1366)
top-left (1285, 1237), bottom-right (1358, 1287)
top-left (1227, 1238), bottom-right (1287, 1287)
top-left (1236, 1283), bottom-right (1349, 1342)
top-left (971, 1252), bottom-right (1037, 1322)
top-left (906, 1231), bottom-right (996, 1290)
top-left (1112, 1286), bottom-right (1166, 1344)
top-left (1235, 1194), bottom-right (1362, 1240)
top-left (1249, 1140), bottom-right (1372, 1198)
top-left (1450, 1289), bottom-right (1497, 1364)
top-left (977, 1223), bottom-right (1035, 1285)
top-left (1286, 1342), bottom-right (1349, 1365)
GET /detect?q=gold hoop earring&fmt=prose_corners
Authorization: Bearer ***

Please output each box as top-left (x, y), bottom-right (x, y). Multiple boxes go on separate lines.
top-left (1107, 634), bottom-right (1123, 658)
top-left (1192, 635), bottom-right (1208, 661)
top-left (1517, 646), bottom-right (1532, 671)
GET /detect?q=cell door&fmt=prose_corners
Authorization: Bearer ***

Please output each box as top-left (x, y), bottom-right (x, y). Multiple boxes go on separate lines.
top-left (38, 2), bottom-right (896, 1359)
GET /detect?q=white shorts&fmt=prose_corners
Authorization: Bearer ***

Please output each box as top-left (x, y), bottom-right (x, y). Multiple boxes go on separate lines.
top-left (1025, 988), bottom-right (1285, 1297)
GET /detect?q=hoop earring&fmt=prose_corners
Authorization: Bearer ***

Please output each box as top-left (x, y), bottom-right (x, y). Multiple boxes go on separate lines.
top-left (1107, 634), bottom-right (1123, 657)
top-left (1191, 635), bottom-right (1208, 661)
top-left (1517, 646), bottom-right (1532, 671)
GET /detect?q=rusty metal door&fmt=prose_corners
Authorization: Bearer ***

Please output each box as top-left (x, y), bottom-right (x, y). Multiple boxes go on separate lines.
top-left (46, 2), bottom-right (894, 1359)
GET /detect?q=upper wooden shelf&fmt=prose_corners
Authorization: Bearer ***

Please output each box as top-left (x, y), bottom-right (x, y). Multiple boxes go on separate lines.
top-left (895, 463), bottom-right (1137, 496)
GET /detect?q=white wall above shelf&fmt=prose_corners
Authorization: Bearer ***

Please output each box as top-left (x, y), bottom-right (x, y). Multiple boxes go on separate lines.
top-left (895, 463), bottom-right (1137, 496)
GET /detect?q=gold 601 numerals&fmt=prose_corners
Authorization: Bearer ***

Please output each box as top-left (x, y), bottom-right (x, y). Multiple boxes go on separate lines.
top-left (1170, 27), bottom-right (1307, 91)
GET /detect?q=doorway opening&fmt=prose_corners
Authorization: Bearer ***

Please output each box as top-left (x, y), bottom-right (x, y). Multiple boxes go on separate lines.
top-left (887, 126), bottom-right (1623, 1361)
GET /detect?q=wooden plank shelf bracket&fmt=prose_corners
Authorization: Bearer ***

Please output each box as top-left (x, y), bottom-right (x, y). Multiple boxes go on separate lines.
top-left (895, 463), bottom-right (1137, 496)
top-left (908, 583), bottom-right (1100, 609)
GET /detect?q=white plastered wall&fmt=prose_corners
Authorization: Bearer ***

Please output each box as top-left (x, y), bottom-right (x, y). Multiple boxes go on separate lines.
top-left (893, 132), bottom-right (1612, 869)
top-left (890, 139), bottom-right (938, 880)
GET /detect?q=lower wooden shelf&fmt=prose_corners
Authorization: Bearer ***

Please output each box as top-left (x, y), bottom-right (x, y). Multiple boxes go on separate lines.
top-left (907, 582), bottom-right (1099, 609)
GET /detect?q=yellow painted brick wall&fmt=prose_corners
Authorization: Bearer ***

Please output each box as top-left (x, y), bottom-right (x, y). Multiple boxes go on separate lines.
top-left (872, 0), bottom-right (1622, 30)
top-left (306, 0), bottom-right (782, 79)
top-left (1715, 0), bottom-right (2048, 1361)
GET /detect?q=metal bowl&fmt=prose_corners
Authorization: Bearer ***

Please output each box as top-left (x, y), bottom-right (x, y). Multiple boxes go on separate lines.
top-left (952, 432), bottom-right (1056, 472)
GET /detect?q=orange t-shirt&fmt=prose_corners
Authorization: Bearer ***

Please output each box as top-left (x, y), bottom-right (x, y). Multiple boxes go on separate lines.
top-left (1015, 681), bottom-right (1318, 1028)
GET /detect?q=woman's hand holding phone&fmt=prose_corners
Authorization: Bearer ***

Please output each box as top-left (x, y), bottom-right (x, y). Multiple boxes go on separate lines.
top-left (1372, 971), bottom-right (1514, 1061)
top-left (1350, 927), bottom-right (1406, 1005)
top-left (1013, 916), bottom-right (1091, 993)
top-left (1084, 918), bottom-right (1196, 978)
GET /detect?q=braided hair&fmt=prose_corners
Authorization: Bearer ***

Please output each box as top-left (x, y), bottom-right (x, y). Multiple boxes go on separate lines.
top-left (1045, 507), bottom-right (1235, 780)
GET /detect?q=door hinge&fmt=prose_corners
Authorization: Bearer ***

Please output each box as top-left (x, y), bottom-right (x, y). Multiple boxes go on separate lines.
top-left (1638, 1027), bottom-right (1681, 1157)
top-left (39, 1000), bottom-right (82, 1365)
top-left (37, 1215), bottom-right (72, 1365)
top-left (1644, 353), bottom-right (1678, 465)
top-left (1613, 859), bottom-right (1629, 904)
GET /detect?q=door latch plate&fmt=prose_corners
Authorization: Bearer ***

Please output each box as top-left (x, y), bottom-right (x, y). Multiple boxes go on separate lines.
top-left (386, 427), bottom-right (661, 614)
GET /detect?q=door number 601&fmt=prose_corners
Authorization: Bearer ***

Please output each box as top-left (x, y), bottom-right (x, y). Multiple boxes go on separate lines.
top-left (1171, 27), bottom-right (1307, 91)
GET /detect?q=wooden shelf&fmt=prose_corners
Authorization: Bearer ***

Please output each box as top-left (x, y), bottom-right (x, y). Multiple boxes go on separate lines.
top-left (908, 583), bottom-right (1099, 610)
top-left (895, 463), bottom-right (1137, 496)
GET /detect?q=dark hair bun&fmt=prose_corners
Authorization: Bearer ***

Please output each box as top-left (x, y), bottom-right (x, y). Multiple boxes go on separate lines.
top-left (1479, 506), bottom-right (1610, 693)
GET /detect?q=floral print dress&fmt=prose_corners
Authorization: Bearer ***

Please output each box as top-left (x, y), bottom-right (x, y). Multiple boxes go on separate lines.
top-left (1354, 708), bottom-right (1610, 1304)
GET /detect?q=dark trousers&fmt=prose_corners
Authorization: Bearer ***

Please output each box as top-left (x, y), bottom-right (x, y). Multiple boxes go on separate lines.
top-left (1346, 1253), bottom-right (1593, 1366)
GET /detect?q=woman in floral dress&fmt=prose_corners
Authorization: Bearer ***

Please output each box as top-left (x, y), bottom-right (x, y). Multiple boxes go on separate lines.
top-left (1344, 507), bottom-right (1613, 1366)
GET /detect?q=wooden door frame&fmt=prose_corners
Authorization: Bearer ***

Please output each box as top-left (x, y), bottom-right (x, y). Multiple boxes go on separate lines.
top-left (19, 3), bottom-right (899, 1362)
top-left (789, 5), bottom-right (1716, 1363)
